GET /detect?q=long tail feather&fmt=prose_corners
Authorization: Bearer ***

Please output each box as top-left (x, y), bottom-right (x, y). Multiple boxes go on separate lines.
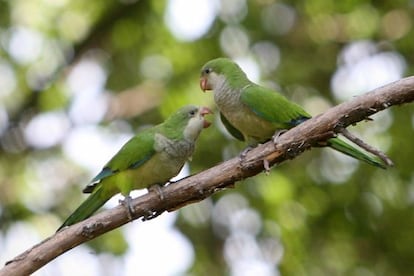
top-left (327, 137), bottom-right (386, 169)
top-left (57, 186), bottom-right (110, 231)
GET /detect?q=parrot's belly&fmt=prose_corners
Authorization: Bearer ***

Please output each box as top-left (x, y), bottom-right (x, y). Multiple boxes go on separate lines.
top-left (229, 110), bottom-right (277, 142)
top-left (112, 145), bottom-right (191, 195)
top-left (130, 150), bottom-right (187, 189)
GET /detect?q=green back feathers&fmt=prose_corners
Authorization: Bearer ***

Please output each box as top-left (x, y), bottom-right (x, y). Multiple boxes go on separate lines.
top-left (87, 129), bottom-right (157, 190)
top-left (241, 84), bottom-right (311, 128)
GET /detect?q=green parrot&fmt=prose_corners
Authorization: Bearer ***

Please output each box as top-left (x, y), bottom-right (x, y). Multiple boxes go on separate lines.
top-left (58, 105), bottom-right (212, 231)
top-left (199, 57), bottom-right (387, 169)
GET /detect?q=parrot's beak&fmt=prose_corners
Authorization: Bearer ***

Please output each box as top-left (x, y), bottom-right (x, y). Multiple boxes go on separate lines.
top-left (200, 106), bottom-right (213, 128)
top-left (200, 77), bottom-right (211, 92)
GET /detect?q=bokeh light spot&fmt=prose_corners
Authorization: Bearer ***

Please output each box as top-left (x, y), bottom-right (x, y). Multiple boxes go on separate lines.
top-left (165, 0), bottom-right (218, 41)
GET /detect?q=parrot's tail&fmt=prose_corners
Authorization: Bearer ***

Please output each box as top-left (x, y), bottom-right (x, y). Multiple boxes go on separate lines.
top-left (327, 137), bottom-right (387, 169)
top-left (57, 186), bottom-right (110, 232)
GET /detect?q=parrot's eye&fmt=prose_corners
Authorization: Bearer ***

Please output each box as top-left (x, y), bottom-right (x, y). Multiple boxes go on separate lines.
top-left (188, 109), bottom-right (197, 116)
top-left (203, 68), bottom-right (212, 74)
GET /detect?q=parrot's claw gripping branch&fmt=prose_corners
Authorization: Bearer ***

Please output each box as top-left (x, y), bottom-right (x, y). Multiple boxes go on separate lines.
top-left (272, 129), bottom-right (288, 145)
top-left (240, 145), bottom-right (254, 159)
top-left (121, 193), bottom-right (164, 221)
top-left (140, 184), bottom-right (165, 221)
top-left (238, 145), bottom-right (256, 170)
top-left (119, 196), bottom-right (134, 221)
top-left (148, 184), bottom-right (165, 200)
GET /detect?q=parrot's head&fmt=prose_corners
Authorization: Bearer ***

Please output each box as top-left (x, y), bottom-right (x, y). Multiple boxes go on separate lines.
top-left (167, 105), bottom-right (213, 142)
top-left (200, 58), bottom-right (246, 92)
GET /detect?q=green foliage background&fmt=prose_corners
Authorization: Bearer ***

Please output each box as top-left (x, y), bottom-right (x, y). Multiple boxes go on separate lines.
top-left (0, 0), bottom-right (413, 275)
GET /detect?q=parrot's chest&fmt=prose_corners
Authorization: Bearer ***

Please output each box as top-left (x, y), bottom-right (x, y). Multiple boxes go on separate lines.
top-left (214, 89), bottom-right (276, 142)
top-left (153, 134), bottom-right (193, 174)
top-left (154, 134), bottom-right (194, 161)
top-left (227, 109), bottom-right (276, 142)
top-left (126, 135), bottom-right (193, 190)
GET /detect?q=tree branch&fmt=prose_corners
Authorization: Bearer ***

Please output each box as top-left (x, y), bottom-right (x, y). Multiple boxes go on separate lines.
top-left (2, 77), bottom-right (414, 276)
top-left (339, 127), bottom-right (394, 166)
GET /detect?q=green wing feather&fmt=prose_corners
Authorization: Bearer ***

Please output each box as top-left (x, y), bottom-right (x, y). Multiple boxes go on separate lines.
top-left (84, 129), bottom-right (157, 193)
top-left (240, 85), bottom-right (386, 169)
top-left (241, 84), bottom-right (311, 128)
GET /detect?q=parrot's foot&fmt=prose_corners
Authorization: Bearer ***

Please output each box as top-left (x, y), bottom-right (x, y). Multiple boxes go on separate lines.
top-left (240, 145), bottom-right (254, 159)
top-left (148, 184), bottom-right (164, 200)
top-left (263, 159), bottom-right (271, 175)
top-left (137, 184), bottom-right (165, 221)
top-left (119, 196), bottom-right (134, 221)
top-left (238, 145), bottom-right (255, 169)
top-left (272, 129), bottom-right (288, 145)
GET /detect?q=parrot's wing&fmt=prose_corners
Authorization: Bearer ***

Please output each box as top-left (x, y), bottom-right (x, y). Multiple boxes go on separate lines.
top-left (84, 129), bottom-right (156, 193)
top-left (220, 112), bottom-right (245, 141)
top-left (241, 85), bottom-right (311, 128)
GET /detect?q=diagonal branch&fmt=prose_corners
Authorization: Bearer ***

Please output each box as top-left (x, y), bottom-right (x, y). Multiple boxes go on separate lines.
top-left (2, 76), bottom-right (414, 276)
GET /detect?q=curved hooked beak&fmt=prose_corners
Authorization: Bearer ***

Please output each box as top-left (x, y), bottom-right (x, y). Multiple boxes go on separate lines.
top-left (200, 76), bottom-right (211, 92)
top-left (199, 106), bottom-right (213, 128)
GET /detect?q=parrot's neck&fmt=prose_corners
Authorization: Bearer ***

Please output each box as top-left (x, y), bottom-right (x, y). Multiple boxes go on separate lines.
top-left (213, 75), bottom-right (243, 113)
top-left (183, 118), bottom-right (203, 142)
top-left (154, 133), bottom-right (194, 159)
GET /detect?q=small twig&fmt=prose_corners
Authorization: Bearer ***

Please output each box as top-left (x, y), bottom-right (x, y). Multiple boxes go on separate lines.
top-left (339, 127), bottom-right (394, 166)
